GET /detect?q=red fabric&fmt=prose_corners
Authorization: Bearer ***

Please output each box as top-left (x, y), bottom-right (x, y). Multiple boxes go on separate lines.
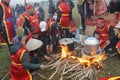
top-left (116, 41), bottom-right (120, 54)
top-left (95, 22), bottom-right (110, 48)
top-left (18, 11), bottom-right (40, 33)
top-left (47, 18), bottom-right (61, 38)
top-left (0, 2), bottom-right (13, 45)
top-left (116, 41), bottom-right (120, 49)
top-left (0, 33), bottom-right (6, 45)
top-left (10, 47), bottom-right (32, 80)
top-left (70, 21), bottom-right (76, 33)
top-left (17, 17), bottom-right (25, 28)
top-left (98, 76), bottom-right (120, 80)
top-left (58, 2), bottom-right (70, 28)
top-left (97, 19), bottom-right (104, 23)
top-left (47, 17), bottom-right (55, 33)
top-left (26, 5), bottom-right (33, 10)
top-left (31, 29), bottom-right (39, 34)
top-left (114, 12), bottom-right (120, 20)
top-left (26, 12), bottom-right (40, 32)
top-left (98, 76), bottom-right (112, 80)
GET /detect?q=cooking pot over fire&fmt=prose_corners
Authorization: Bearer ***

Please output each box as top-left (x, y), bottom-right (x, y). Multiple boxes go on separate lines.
top-left (83, 36), bottom-right (100, 53)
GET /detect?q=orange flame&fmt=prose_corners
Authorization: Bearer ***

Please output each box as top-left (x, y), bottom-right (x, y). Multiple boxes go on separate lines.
top-left (60, 45), bottom-right (72, 58)
top-left (77, 53), bottom-right (107, 67)
top-left (60, 45), bottom-right (107, 67)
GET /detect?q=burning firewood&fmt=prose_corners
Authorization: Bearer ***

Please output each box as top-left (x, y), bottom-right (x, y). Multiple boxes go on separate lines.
top-left (46, 38), bottom-right (107, 80)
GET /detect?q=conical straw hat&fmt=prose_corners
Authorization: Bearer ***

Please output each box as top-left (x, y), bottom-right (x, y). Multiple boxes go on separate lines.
top-left (26, 38), bottom-right (43, 51)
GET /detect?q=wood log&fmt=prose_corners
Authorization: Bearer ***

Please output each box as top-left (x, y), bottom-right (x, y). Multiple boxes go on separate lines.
top-left (1, 72), bottom-right (9, 80)
top-left (49, 70), bottom-right (58, 80)
top-left (67, 71), bottom-right (84, 79)
top-left (63, 64), bottom-right (80, 75)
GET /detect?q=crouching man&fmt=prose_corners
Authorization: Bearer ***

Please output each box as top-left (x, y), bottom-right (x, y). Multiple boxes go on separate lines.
top-left (94, 18), bottom-right (116, 52)
top-left (9, 36), bottom-right (46, 80)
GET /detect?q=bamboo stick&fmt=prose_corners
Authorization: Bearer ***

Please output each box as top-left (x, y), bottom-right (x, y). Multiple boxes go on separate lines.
top-left (49, 70), bottom-right (58, 80)
top-left (1, 72), bottom-right (9, 80)
top-left (63, 64), bottom-right (80, 75)
top-left (36, 72), bottom-right (50, 80)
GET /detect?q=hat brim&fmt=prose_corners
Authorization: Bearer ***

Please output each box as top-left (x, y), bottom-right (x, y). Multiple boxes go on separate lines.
top-left (26, 38), bottom-right (43, 51)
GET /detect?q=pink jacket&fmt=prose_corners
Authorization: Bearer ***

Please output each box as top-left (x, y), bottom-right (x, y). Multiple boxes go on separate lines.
top-left (94, 0), bottom-right (107, 16)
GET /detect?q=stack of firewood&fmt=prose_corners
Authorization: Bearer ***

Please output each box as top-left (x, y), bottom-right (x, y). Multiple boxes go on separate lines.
top-left (46, 52), bottom-right (105, 80)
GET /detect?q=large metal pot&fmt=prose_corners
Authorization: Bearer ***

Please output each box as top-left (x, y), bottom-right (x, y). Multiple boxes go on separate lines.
top-left (59, 38), bottom-right (74, 50)
top-left (83, 36), bottom-right (100, 52)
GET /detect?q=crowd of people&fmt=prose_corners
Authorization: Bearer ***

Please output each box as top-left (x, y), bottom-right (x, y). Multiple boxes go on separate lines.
top-left (0, 0), bottom-right (120, 80)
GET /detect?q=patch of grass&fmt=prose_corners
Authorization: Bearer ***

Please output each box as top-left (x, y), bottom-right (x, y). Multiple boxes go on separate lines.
top-left (0, 46), bottom-right (10, 79)
top-left (98, 54), bottom-right (120, 78)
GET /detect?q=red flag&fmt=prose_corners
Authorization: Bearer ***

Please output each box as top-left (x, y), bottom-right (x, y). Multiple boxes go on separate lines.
top-left (98, 76), bottom-right (120, 80)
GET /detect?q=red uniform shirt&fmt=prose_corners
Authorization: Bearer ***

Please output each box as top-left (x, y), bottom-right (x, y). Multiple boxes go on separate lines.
top-left (98, 76), bottom-right (120, 80)
top-left (10, 47), bottom-right (32, 80)
top-left (58, 2), bottom-right (71, 28)
top-left (0, 2), bottom-right (14, 45)
top-left (95, 23), bottom-right (110, 48)
top-left (18, 12), bottom-right (40, 32)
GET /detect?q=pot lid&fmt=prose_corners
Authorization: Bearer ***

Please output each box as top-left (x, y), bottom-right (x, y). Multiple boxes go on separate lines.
top-left (84, 36), bottom-right (99, 45)
top-left (59, 38), bottom-right (74, 45)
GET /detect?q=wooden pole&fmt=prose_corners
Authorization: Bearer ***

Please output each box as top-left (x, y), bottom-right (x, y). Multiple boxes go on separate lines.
top-left (24, 0), bottom-right (27, 10)
top-left (1, 72), bottom-right (9, 80)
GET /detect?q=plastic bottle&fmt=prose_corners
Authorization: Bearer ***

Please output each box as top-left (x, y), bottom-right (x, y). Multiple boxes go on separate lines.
top-left (75, 28), bottom-right (80, 41)
top-left (79, 26), bottom-right (83, 34)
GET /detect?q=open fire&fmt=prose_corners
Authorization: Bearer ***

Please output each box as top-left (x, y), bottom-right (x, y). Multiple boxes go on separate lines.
top-left (61, 45), bottom-right (107, 67)
top-left (47, 41), bottom-right (107, 80)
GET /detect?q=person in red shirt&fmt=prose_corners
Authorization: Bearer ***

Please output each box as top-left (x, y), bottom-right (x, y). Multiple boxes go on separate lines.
top-left (10, 36), bottom-right (46, 80)
top-left (25, 26), bottom-right (51, 63)
top-left (17, 5), bottom-right (40, 35)
top-left (57, 0), bottom-right (74, 50)
top-left (94, 18), bottom-right (116, 52)
top-left (0, 0), bottom-right (16, 49)
top-left (47, 15), bottom-right (61, 53)
top-left (115, 22), bottom-right (120, 54)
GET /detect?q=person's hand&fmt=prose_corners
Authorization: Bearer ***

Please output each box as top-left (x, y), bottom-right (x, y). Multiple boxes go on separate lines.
top-left (49, 45), bottom-right (53, 53)
top-left (44, 55), bottom-right (51, 61)
top-left (40, 64), bottom-right (46, 69)
top-left (106, 40), bottom-right (110, 45)
top-left (46, 45), bottom-right (50, 54)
